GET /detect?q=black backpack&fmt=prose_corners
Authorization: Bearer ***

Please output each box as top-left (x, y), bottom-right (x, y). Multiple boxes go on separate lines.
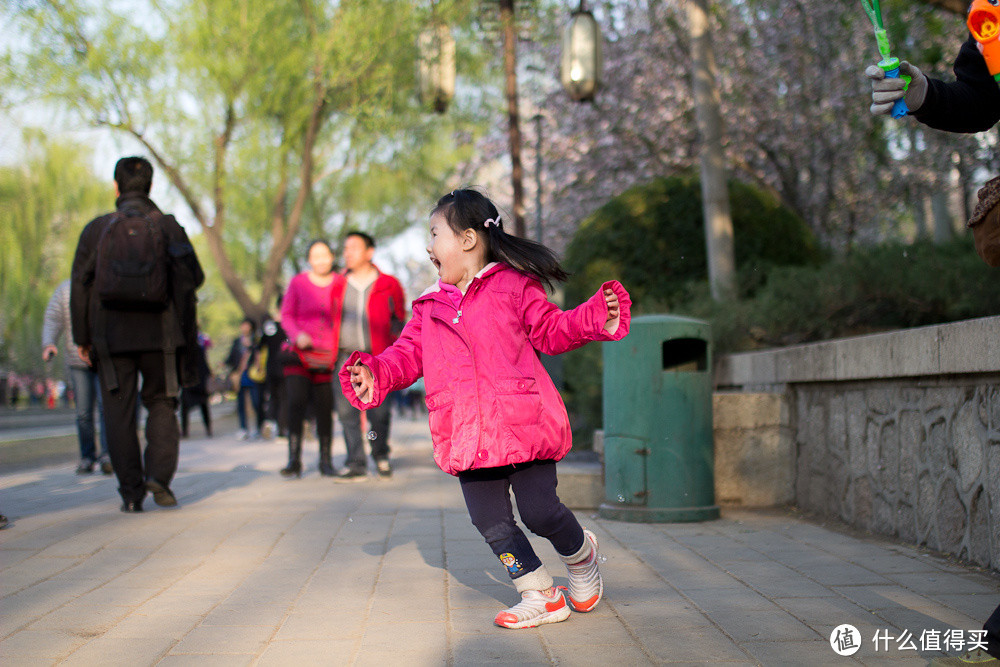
top-left (94, 208), bottom-right (170, 310)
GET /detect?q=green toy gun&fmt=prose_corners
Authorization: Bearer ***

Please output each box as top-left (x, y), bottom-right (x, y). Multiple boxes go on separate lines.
top-left (861, 0), bottom-right (910, 118)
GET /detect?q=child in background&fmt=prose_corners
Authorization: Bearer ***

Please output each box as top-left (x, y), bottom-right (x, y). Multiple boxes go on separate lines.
top-left (340, 188), bottom-right (631, 629)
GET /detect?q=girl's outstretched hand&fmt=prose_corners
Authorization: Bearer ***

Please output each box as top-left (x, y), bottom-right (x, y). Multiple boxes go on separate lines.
top-left (603, 288), bottom-right (621, 334)
top-left (347, 364), bottom-right (375, 404)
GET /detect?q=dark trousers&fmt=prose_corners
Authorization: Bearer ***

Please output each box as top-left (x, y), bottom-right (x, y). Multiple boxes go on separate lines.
top-left (336, 395), bottom-right (391, 469)
top-left (180, 391), bottom-right (211, 437)
top-left (263, 374), bottom-right (286, 435)
top-left (335, 353), bottom-right (390, 469)
top-left (98, 351), bottom-right (180, 504)
top-left (458, 460), bottom-right (584, 581)
top-left (285, 373), bottom-right (332, 442)
top-left (986, 603), bottom-right (1000, 657)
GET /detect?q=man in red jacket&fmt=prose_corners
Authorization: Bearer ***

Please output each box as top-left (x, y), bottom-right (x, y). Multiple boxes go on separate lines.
top-left (334, 231), bottom-right (406, 481)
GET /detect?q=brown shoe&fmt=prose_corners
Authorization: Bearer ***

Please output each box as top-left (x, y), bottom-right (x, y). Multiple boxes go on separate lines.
top-left (145, 480), bottom-right (178, 507)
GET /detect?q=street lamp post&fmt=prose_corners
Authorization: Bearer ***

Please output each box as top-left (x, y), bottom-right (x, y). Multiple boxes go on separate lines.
top-left (560, 0), bottom-right (603, 102)
top-left (533, 112), bottom-right (543, 243)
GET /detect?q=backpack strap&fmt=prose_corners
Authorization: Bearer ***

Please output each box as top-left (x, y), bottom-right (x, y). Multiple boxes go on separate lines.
top-left (94, 214), bottom-right (121, 392)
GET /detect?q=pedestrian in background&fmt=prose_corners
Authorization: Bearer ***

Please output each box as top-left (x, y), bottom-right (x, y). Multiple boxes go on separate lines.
top-left (71, 156), bottom-right (204, 513)
top-left (257, 303), bottom-right (288, 439)
top-left (180, 332), bottom-right (213, 438)
top-left (279, 240), bottom-right (345, 478)
top-left (225, 318), bottom-right (263, 440)
top-left (333, 231), bottom-right (406, 481)
top-left (342, 189), bottom-right (631, 629)
top-left (42, 278), bottom-right (111, 475)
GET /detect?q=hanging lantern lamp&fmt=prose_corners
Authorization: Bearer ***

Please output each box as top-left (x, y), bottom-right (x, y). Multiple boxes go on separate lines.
top-left (560, 1), bottom-right (603, 102)
top-left (418, 23), bottom-right (456, 113)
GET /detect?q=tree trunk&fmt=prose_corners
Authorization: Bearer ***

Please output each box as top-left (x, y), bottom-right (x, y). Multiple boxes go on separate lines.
top-left (913, 189), bottom-right (929, 239)
top-left (500, 0), bottom-right (526, 238)
top-left (931, 189), bottom-right (953, 243)
top-left (688, 0), bottom-right (735, 300)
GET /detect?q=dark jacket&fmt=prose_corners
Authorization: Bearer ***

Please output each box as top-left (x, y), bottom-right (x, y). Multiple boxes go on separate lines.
top-left (258, 318), bottom-right (288, 378)
top-left (914, 34), bottom-right (1000, 133)
top-left (70, 192), bottom-right (204, 369)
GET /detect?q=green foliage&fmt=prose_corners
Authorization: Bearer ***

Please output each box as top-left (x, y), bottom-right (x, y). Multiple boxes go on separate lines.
top-left (561, 174), bottom-right (820, 448)
top-left (0, 132), bottom-right (107, 374)
top-left (2, 0), bottom-right (493, 320)
top-left (562, 174), bottom-right (823, 310)
top-left (678, 235), bottom-right (1000, 353)
top-left (564, 231), bottom-right (999, 451)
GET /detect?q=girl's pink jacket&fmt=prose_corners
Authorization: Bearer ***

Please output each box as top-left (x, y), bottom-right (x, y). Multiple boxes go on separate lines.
top-left (338, 263), bottom-right (632, 476)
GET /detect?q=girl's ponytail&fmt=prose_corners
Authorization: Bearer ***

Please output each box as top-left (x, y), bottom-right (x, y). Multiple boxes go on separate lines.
top-left (433, 189), bottom-right (569, 290)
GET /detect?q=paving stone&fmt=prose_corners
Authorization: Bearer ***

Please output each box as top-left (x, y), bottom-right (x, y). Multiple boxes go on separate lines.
top-left (0, 629), bottom-right (86, 660)
top-left (832, 585), bottom-right (936, 613)
top-left (740, 639), bottom-right (843, 666)
top-left (169, 623), bottom-right (273, 654)
top-left (884, 572), bottom-right (1000, 595)
top-left (200, 603), bottom-right (288, 627)
top-left (56, 635), bottom-right (176, 665)
top-left (158, 655), bottom-right (254, 666)
top-left (931, 593), bottom-right (1000, 621)
top-left (875, 605), bottom-right (985, 636)
top-left (100, 612), bottom-right (202, 640)
top-left (701, 606), bottom-right (820, 642)
top-left (450, 632), bottom-right (549, 663)
top-left (546, 643), bottom-right (655, 665)
top-left (640, 624), bottom-right (754, 662)
top-left (273, 611), bottom-right (365, 641)
top-left (773, 595), bottom-right (889, 638)
top-left (2, 418), bottom-right (998, 665)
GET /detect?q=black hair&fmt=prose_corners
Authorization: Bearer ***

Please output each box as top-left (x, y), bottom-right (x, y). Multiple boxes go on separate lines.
top-left (344, 230), bottom-right (375, 249)
top-left (240, 317), bottom-right (256, 332)
top-left (432, 189), bottom-right (568, 290)
top-left (307, 239), bottom-right (334, 255)
top-left (113, 156), bottom-right (153, 195)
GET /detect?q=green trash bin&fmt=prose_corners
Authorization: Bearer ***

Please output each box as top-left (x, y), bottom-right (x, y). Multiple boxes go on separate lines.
top-left (599, 314), bottom-right (720, 523)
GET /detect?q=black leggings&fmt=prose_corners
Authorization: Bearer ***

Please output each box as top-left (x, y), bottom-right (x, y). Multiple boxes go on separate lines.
top-left (458, 460), bottom-right (584, 581)
top-left (284, 374), bottom-right (332, 441)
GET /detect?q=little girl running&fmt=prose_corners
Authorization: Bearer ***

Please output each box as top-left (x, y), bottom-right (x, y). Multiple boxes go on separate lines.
top-left (339, 189), bottom-right (631, 629)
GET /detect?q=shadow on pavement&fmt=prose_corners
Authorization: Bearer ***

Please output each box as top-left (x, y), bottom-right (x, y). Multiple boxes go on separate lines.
top-left (0, 465), bottom-right (269, 521)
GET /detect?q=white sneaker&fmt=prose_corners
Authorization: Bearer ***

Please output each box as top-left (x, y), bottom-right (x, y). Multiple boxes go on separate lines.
top-left (236, 429), bottom-right (249, 441)
top-left (494, 587), bottom-right (571, 629)
top-left (562, 529), bottom-right (603, 612)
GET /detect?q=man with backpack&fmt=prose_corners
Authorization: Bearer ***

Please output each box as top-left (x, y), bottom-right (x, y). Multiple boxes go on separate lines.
top-left (71, 156), bottom-right (204, 513)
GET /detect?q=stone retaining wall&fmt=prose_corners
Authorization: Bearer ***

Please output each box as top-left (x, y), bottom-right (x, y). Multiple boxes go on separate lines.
top-left (714, 315), bottom-right (1000, 571)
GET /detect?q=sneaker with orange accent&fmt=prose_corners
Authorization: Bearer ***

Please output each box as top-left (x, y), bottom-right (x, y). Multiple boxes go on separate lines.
top-left (564, 529), bottom-right (603, 612)
top-left (493, 587), bottom-right (571, 629)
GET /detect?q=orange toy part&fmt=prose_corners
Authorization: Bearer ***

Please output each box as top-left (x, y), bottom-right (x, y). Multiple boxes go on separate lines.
top-left (968, 0), bottom-right (1000, 77)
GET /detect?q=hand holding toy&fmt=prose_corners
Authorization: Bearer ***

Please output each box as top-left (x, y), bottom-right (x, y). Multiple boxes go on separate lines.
top-left (861, 0), bottom-right (910, 118)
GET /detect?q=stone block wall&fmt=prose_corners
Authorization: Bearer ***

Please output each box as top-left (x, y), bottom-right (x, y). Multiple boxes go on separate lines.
top-left (715, 315), bottom-right (1000, 571)
top-left (712, 392), bottom-right (795, 507)
top-left (793, 381), bottom-right (999, 570)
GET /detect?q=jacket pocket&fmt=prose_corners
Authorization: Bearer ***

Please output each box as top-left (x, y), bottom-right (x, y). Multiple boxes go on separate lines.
top-left (425, 387), bottom-right (455, 442)
top-left (495, 377), bottom-right (541, 426)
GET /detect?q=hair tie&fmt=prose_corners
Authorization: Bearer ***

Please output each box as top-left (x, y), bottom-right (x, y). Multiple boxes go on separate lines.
top-left (484, 217), bottom-right (499, 228)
